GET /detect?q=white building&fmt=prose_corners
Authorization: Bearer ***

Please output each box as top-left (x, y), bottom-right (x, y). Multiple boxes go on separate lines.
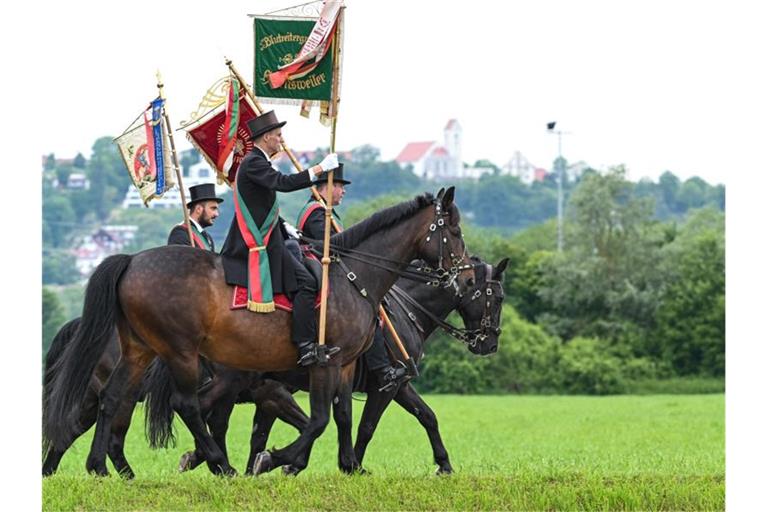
top-left (395, 119), bottom-right (496, 180)
top-left (122, 161), bottom-right (229, 209)
top-left (502, 151), bottom-right (540, 184)
top-left (73, 225), bottom-right (138, 276)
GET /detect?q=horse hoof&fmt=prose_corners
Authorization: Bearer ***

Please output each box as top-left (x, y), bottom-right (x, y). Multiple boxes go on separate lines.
top-left (282, 465), bottom-right (301, 476)
top-left (117, 467), bottom-right (136, 480)
top-left (178, 452), bottom-right (195, 472)
top-left (435, 465), bottom-right (453, 475)
top-left (252, 452), bottom-right (274, 476)
top-left (87, 466), bottom-right (109, 477)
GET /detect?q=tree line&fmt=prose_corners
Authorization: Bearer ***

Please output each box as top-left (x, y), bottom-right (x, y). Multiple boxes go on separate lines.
top-left (42, 138), bottom-right (724, 393)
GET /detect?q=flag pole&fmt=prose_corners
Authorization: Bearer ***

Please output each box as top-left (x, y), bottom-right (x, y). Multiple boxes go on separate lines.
top-left (317, 10), bottom-right (344, 348)
top-left (225, 57), bottom-right (341, 232)
top-left (156, 71), bottom-right (194, 246)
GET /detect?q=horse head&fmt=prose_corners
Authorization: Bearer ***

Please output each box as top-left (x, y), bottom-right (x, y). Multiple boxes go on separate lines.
top-left (417, 186), bottom-right (475, 296)
top-left (457, 257), bottom-right (509, 355)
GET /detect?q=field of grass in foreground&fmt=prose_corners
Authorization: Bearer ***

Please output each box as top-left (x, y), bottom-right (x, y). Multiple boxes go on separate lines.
top-left (43, 394), bottom-right (724, 510)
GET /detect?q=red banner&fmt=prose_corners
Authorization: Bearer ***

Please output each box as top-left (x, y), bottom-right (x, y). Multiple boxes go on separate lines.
top-left (186, 98), bottom-right (258, 184)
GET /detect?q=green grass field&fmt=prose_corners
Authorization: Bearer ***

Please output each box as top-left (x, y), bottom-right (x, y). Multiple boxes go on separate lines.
top-left (43, 394), bottom-right (724, 510)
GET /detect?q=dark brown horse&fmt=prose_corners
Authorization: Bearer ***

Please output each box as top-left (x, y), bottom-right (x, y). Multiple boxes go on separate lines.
top-left (44, 188), bottom-right (473, 476)
top-left (41, 318), bottom-right (307, 477)
top-left (162, 255), bottom-right (509, 475)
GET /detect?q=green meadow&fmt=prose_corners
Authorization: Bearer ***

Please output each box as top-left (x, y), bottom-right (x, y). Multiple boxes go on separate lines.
top-left (43, 394), bottom-right (724, 510)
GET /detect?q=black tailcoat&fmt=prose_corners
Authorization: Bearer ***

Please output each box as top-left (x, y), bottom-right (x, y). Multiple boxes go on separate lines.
top-left (167, 224), bottom-right (216, 251)
top-left (301, 201), bottom-right (341, 240)
top-left (220, 147), bottom-right (313, 293)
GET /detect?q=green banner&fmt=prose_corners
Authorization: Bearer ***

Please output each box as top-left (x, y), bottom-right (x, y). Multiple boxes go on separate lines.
top-left (253, 17), bottom-right (334, 102)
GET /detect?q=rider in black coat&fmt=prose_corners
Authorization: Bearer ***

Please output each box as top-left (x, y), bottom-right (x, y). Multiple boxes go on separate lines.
top-left (220, 110), bottom-right (340, 367)
top-left (297, 166), bottom-right (409, 391)
top-left (167, 183), bottom-right (222, 251)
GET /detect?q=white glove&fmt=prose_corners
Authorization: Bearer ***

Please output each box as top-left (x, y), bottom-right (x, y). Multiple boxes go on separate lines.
top-left (283, 221), bottom-right (300, 239)
top-left (318, 153), bottom-right (339, 172)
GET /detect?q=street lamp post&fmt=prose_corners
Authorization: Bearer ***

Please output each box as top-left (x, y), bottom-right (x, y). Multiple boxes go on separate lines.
top-left (547, 121), bottom-right (565, 252)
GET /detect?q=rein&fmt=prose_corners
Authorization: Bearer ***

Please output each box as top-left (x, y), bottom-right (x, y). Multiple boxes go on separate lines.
top-left (302, 200), bottom-right (473, 301)
top-left (387, 262), bottom-right (503, 349)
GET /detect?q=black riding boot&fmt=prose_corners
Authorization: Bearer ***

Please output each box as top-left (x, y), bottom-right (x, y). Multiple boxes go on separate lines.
top-left (365, 325), bottom-right (411, 392)
top-left (290, 254), bottom-right (340, 367)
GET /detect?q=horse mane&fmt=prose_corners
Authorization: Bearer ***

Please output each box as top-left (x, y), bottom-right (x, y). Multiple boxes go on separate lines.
top-left (330, 193), bottom-right (436, 249)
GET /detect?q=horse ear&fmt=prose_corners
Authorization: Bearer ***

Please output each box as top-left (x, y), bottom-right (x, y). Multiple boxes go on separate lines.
top-left (441, 186), bottom-right (455, 207)
top-left (493, 257), bottom-right (510, 279)
top-left (436, 187), bottom-right (446, 200)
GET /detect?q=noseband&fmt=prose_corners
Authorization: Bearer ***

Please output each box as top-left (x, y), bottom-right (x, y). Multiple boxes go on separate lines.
top-left (387, 262), bottom-right (504, 349)
top-left (318, 200), bottom-right (472, 306)
top-left (461, 264), bottom-right (504, 346)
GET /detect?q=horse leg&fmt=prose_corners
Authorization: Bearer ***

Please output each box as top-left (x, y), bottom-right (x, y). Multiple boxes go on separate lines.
top-left (207, 400), bottom-right (235, 463)
top-left (245, 407), bottom-right (277, 475)
top-left (85, 344), bottom-right (152, 476)
top-left (252, 364), bottom-right (340, 475)
top-left (106, 387), bottom-right (143, 479)
top-left (333, 364), bottom-right (362, 474)
top-left (43, 389), bottom-right (99, 476)
top-left (353, 384), bottom-right (397, 467)
top-left (247, 384), bottom-right (310, 475)
top-left (165, 357), bottom-right (237, 476)
top-left (393, 382), bottom-right (453, 474)
top-left (179, 399), bottom-right (234, 472)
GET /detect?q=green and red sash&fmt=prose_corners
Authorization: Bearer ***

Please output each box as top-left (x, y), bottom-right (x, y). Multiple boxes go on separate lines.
top-left (296, 199), bottom-right (343, 233)
top-left (234, 182), bottom-right (280, 313)
top-left (178, 223), bottom-right (212, 251)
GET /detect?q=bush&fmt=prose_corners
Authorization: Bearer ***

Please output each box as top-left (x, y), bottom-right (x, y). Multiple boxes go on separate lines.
top-left (559, 337), bottom-right (626, 394)
top-left (487, 305), bottom-right (562, 393)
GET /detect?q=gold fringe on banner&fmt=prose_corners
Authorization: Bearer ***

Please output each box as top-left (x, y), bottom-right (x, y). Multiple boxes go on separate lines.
top-left (248, 300), bottom-right (275, 313)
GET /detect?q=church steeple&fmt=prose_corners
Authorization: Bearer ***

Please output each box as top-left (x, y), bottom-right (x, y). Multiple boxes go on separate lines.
top-left (444, 119), bottom-right (462, 176)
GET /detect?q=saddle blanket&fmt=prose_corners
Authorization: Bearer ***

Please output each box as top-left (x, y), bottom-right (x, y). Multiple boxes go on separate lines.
top-left (231, 285), bottom-right (323, 312)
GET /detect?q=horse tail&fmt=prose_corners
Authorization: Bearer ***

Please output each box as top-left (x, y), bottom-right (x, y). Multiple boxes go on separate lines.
top-left (43, 254), bottom-right (132, 450)
top-left (42, 317), bottom-right (81, 456)
top-left (143, 358), bottom-right (177, 449)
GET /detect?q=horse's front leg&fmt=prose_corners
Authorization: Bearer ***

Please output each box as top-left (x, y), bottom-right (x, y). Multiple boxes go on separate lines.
top-left (179, 399), bottom-right (235, 473)
top-left (394, 382), bottom-right (453, 474)
top-left (353, 373), bottom-right (399, 468)
top-left (165, 357), bottom-right (237, 476)
top-left (251, 364), bottom-right (340, 475)
top-left (333, 363), bottom-right (362, 474)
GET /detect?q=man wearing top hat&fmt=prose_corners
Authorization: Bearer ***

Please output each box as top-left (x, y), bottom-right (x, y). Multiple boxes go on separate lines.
top-left (297, 168), bottom-right (409, 391)
top-left (220, 110), bottom-right (341, 367)
top-left (167, 183), bottom-right (223, 251)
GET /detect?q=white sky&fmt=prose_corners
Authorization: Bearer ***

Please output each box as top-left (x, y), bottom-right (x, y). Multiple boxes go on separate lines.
top-left (20, 0), bottom-right (766, 186)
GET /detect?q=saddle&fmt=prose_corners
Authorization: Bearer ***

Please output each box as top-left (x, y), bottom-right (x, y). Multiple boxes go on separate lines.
top-left (230, 244), bottom-right (324, 312)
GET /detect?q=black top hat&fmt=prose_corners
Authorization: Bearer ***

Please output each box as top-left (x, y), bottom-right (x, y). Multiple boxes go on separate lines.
top-left (187, 183), bottom-right (223, 208)
top-left (247, 110), bottom-right (287, 140)
top-left (316, 163), bottom-right (351, 185)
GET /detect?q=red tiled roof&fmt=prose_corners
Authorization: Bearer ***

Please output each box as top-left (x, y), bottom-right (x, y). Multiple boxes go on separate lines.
top-left (432, 146), bottom-right (449, 157)
top-left (444, 119), bottom-right (459, 130)
top-left (395, 141), bottom-right (435, 163)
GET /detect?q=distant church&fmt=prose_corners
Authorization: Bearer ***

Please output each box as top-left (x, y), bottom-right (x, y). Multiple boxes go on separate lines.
top-left (394, 119), bottom-right (495, 180)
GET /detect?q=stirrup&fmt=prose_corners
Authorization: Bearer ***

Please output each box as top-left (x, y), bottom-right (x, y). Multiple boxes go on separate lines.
top-left (297, 343), bottom-right (341, 367)
top-left (377, 361), bottom-right (411, 393)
